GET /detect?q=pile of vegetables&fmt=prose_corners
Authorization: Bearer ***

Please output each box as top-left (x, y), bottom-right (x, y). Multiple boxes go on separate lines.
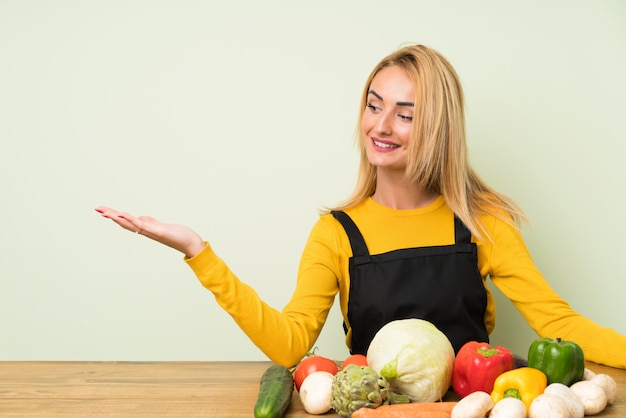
top-left (452, 365), bottom-right (617, 417)
top-left (451, 337), bottom-right (618, 418)
top-left (253, 321), bottom-right (619, 418)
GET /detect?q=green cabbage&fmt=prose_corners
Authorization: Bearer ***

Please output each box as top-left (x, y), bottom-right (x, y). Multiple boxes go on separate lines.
top-left (366, 318), bottom-right (455, 402)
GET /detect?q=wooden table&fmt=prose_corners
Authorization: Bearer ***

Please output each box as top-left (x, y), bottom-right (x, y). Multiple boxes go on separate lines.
top-left (0, 361), bottom-right (624, 417)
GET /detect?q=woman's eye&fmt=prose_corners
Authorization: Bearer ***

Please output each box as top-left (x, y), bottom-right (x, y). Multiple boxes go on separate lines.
top-left (398, 114), bottom-right (413, 122)
top-left (366, 103), bottom-right (380, 112)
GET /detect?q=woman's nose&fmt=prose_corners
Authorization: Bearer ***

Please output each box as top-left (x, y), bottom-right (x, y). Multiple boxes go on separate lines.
top-left (374, 112), bottom-right (393, 136)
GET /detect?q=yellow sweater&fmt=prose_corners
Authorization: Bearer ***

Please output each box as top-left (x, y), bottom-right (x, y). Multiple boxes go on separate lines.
top-left (186, 196), bottom-right (626, 368)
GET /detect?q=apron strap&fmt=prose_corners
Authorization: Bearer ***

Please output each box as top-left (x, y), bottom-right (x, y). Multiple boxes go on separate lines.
top-left (454, 215), bottom-right (472, 244)
top-left (331, 211), bottom-right (371, 263)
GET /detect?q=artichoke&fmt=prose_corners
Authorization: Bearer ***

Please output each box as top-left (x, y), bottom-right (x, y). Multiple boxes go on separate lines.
top-left (331, 364), bottom-right (410, 417)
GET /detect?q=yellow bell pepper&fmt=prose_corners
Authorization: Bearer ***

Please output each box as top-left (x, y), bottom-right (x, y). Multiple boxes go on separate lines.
top-left (491, 367), bottom-right (547, 411)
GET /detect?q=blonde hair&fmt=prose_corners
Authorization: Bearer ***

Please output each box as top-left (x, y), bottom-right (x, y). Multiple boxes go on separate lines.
top-left (326, 44), bottom-right (525, 240)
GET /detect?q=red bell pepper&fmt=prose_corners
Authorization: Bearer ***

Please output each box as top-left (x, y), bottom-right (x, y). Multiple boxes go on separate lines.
top-left (452, 341), bottom-right (516, 398)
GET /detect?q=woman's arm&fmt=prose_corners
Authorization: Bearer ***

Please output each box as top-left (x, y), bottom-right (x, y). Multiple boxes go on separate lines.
top-left (95, 207), bottom-right (340, 367)
top-left (485, 216), bottom-right (626, 369)
top-left (185, 217), bottom-right (341, 367)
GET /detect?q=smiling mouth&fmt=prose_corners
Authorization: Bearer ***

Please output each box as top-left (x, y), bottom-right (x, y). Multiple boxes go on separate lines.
top-left (372, 138), bottom-right (400, 149)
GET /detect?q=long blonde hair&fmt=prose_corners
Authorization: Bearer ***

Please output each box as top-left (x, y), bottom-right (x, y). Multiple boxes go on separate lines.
top-left (327, 44), bottom-right (525, 241)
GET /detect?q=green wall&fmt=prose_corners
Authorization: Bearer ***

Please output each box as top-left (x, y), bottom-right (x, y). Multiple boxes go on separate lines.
top-left (1, 0), bottom-right (624, 361)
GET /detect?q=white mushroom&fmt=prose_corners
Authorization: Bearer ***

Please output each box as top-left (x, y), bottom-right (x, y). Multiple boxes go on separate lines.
top-left (590, 373), bottom-right (618, 405)
top-left (583, 368), bottom-right (597, 380)
top-left (488, 397), bottom-right (526, 418)
top-left (569, 380), bottom-right (608, 416)
top-left (544, 383), bottom-right (584, 418)
top-left (298, 371), bottom-right (334, 415)
top-left (451, 391), bottom-right (494, 418)
top-left (528, 393), bottom-right (569, 418)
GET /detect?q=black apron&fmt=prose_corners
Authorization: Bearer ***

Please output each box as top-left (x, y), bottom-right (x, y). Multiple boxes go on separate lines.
top-left (331, 210), bottom-right (489, 354)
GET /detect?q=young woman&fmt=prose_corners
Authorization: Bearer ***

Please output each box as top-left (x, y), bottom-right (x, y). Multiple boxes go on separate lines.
top-left (96, 44), bottom-right (626, 369)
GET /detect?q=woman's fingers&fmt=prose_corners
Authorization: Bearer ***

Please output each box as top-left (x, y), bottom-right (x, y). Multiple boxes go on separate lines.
top-left (95, 207), bottom-right (160, 235)
top-left (95, 207), bottom-right (142, 233)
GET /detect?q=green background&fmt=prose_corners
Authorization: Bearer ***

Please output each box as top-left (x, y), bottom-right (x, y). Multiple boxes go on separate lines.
top-left (1, 0), bottom-right (624, 361)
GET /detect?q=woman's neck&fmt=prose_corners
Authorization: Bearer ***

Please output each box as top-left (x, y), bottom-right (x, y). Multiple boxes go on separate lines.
top-left (371, 171), bottom-right (439, 210)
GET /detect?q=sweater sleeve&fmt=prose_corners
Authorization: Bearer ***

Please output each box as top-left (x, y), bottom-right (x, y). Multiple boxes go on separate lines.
top-left (487, 216), bottom-right (626, 369)
top-left (184, 219), bottom-right (340, 368)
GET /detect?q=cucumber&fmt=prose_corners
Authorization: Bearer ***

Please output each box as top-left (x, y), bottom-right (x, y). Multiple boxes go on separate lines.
top-left (254, 364), bottom-right (294, 418)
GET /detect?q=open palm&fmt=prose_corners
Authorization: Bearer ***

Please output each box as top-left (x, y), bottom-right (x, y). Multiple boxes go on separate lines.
top-left (95, 206), bottom-right (206, 258)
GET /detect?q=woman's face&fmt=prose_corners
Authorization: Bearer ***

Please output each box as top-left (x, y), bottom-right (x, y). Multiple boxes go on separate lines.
top-left (361, 65), bottom-right (415, 172)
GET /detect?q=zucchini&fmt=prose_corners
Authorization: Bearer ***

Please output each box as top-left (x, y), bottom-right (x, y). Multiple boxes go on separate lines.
top-left (254, 364), bottom-right (294, 418)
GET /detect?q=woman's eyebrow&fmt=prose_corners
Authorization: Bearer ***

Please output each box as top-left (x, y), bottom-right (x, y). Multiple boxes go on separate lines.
top-left (368, 89), bottom-right (414, 107)
top-left (368, 89), bottom-right (384, 101)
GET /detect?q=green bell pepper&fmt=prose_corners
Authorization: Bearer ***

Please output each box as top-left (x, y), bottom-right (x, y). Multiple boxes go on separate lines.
top-left (527, 337), bottom-right (584, 386)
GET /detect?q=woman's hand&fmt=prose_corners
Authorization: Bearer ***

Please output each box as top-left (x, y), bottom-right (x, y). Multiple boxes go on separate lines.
top-left (95, 206), bottom-right (207, 258)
